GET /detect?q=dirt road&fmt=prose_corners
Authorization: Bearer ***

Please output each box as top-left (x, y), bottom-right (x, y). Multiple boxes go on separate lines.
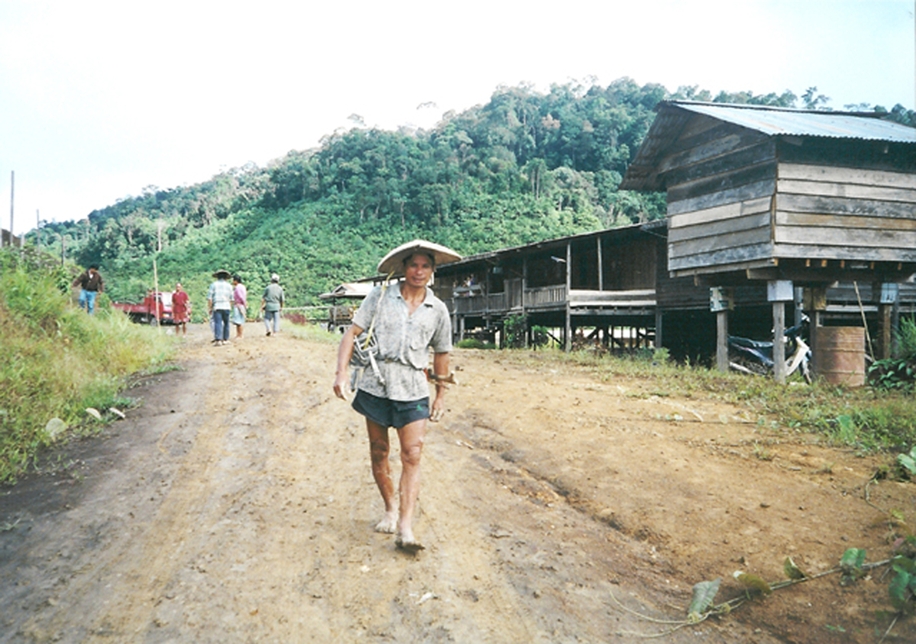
top-left (1, 323), bottom-right (914, 643)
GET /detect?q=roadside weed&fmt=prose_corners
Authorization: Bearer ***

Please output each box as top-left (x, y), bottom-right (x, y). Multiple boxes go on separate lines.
top-left (1, 250), bottom-right (176, 483)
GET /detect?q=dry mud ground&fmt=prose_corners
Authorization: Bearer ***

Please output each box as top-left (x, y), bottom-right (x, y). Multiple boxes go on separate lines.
top-left (1, 323), bottom-right (915, 643)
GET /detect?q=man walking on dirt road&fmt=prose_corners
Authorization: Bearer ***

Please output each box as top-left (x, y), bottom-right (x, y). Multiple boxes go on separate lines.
top-left (73, 264), bottom-right (104, 314)
top-left (261, 273), bottom-right (284, 336)
top-left (333, 240), bottom-right (460, 553)
top-left (207, 269), bottom-right (233, 345)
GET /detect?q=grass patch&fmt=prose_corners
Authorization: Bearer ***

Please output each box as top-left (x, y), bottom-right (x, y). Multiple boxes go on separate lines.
top-left (1, 250), bottom-right (176, 483)
top-left (456, 338), bottom-right (497, 350)
top-left (286, 320), bottom-right (341, 345)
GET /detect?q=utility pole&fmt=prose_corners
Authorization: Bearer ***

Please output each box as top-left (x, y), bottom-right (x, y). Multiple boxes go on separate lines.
top-left (8, 170), bottom-right (14, 248)
top-left (153, 219), bottom-right (164, 330)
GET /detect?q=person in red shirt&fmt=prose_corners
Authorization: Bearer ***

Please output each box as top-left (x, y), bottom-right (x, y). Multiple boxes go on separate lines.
top-left (171, 283), bottom-right (191, 335)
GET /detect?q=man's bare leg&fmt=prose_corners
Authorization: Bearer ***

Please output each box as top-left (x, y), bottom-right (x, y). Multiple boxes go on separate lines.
top-left (366, 419), bottom-right (397, 533)
top-left (395, 418), bottom-right (426, 549)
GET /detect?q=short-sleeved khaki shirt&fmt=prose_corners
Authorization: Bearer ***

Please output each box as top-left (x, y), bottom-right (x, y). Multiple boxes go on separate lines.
top-left (351, 283), bottom-right (451, 401)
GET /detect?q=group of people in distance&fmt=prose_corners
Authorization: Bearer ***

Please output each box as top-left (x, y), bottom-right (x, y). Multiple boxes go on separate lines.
top-left (72, 239), bottom-right (460, 555)
top-left (71, 264), bottom-right (285, 345)
top-left (207, 269), bottom-right (285, 345)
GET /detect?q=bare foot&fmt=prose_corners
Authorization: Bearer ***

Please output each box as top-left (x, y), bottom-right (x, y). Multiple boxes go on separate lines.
top-left (374, 512), bottom-right (397, 534)
top-left (395, 534), bottom-right (425, 553)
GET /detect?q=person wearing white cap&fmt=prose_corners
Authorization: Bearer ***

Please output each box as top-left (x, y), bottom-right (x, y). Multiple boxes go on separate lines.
top-left (261, 273), bottom-right (284, 336)
top-left (207, 269), bottom-right (233, 345)
top-left (333, 239), bottom-right (461, 553)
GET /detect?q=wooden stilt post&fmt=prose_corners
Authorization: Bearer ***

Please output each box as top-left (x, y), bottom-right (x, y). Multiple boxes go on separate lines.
top-left (769, 280), bottom-right (793, 384)
top-left (711, 287), bottom-right (731, 372)
top-left (564, 241), bottom-right (572, 352)
top-left (803, 286), bottom-right (827, 377)
top-left (773, 301), bottom-right (786, 383)
top-left (878, 284), bottom-right (899, 360)
top-left (716, 310), bottom-right (729, 372)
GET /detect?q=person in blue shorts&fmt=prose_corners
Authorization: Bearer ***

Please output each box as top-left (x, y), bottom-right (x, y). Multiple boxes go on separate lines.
top-left (333, 240), bottom-right (460, 553)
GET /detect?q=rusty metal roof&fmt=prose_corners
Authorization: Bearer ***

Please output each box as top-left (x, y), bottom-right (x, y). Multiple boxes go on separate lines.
top-left (621, 101), bottom-right (916, 191)
top-left (318, 281), bottom-right (374, 300)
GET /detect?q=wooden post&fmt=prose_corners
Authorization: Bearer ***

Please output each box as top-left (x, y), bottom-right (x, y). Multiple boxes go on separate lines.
top-left (716, 310), bottom-right (729, 372)
top-left (768, 281), bottom-right (793, 383)
top-left (878, 284), bottom-right (899, 360)
top-left (596, 237), bottom-right (603, 291)
top-left (803, 286), bottom-right (828, 377)
top-left (153, 257), bottom-right (161, 330)
top-left (880, 304), bottom-right (893, 360)
top-left (772, 302), bottom-right (786, 383)
top-left (565, 242), bottom-right (572, 352)
top-left (710, 287), bottom-right (732, 372)
top-left (654, 311), bottom-right (663, 350)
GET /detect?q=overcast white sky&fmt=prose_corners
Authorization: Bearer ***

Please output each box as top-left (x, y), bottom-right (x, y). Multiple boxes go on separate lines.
top-left (1, 0), bottom-right (914, 234)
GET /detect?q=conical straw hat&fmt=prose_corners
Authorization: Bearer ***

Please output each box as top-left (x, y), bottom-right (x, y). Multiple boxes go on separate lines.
top-left (377, 239), bottom-right (461, 276)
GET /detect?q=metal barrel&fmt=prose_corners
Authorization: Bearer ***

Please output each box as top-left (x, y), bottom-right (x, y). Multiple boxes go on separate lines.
top-left (814, 326), bottom-right (866, 387)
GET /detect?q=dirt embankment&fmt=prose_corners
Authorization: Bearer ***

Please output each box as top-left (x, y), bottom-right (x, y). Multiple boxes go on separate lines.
top-left (1, 323), bottom-right (913, 643)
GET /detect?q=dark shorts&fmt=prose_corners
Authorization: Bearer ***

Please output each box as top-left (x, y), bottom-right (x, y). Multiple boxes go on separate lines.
top-left (352, 390), bottom-right (429, 428)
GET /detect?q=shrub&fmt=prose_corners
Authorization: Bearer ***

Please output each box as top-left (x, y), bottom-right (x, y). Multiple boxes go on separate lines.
top-left (503, 314), bottom-right (528, 349)
top-left (869, 317), bottom-right (916, 391)
top-left (0, 249), bottom-right (175, 483)
top-left (456, 338), bottom-right (496, 350)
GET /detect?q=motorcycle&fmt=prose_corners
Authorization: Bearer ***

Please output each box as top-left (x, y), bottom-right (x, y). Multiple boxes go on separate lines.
top-left (728, 317), bottom-right (812, 383)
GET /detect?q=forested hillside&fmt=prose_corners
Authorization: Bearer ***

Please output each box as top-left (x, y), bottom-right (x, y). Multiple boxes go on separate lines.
top-left (28, 80), bottom-right (916, 307)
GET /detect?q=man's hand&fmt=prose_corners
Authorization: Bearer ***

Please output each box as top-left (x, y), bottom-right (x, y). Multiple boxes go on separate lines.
top-left (429, 399), bottom-right (445, 422)
top-left (333, 371), bottom-right (349, 400)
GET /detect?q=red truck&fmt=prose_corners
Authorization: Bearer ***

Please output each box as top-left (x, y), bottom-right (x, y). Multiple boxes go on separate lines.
top-left (112, 291), bottom-right (174, 325)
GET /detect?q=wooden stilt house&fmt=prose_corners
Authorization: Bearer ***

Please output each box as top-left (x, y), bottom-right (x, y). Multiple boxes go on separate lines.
top-left (621, 101), bottom-right (916, 381)
top-left (431, 224), bottom-right (660, 351)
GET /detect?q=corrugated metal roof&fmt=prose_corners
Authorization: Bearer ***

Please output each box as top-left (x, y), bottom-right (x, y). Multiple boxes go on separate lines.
top-left (621, 101), bottom-right (916, 191)
top-left (674, 101), bottom-right (916, 142)
top-left (319, 281), bottom-right (374, 299)
top-left (436, 222), bottom-right (653, 271)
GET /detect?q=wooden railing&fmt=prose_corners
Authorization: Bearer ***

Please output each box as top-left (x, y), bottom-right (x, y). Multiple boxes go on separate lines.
top-left (489, 292), bottom-right (507, 311)
top-left (569, 289), bottom-right (656, 308)
top-left (448, 287), bottom-right (657, 315)
top-left (451, 292), bottom-right (507, 315)
top-left (453, 295), bottom-right (486, 314)
top-left (524, 285), bottom-right (567, 308)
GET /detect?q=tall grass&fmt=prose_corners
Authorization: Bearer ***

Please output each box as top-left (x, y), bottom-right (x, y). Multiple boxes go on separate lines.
top-left (0, 250), bottom-right (175, 483)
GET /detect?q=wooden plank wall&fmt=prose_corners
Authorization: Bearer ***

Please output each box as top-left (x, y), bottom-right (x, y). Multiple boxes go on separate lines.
top-left (774, 163), bottom-right (916, 262)
top-left (655, 236), bottom-right (708, 310)
top-left (601, 236), bottom-right (656, 290)
top-left (661, 115), bottom-right (777, 273)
